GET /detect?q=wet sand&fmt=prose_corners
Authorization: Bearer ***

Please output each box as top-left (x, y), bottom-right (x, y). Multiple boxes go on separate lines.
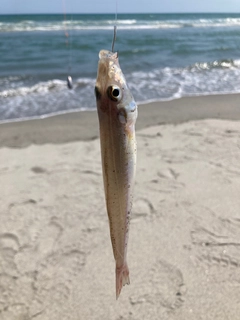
top-left (1, 93), bottom-right (240, 147)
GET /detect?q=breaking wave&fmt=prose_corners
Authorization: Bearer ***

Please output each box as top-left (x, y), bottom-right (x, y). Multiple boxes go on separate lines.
top-left (2, 17), bottom-right (240, 32)
top-left (1, 58), bottom-right (240, 121)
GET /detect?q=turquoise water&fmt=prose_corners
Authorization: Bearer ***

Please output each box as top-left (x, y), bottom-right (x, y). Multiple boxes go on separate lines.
top-left (1, 13), bottom-right (240, 121)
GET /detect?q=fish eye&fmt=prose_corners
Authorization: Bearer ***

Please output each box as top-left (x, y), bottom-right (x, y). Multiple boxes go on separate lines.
top-left (112, 88), bottom-right (120, 97)
top-left (107, 85), bottom-right (122, 102)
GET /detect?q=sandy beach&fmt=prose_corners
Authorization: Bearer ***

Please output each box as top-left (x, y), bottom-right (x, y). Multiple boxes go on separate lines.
top-left (1, 94), bottom-right (240, 319)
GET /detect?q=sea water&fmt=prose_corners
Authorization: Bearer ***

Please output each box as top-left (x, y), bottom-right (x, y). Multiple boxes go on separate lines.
top-left (1, 13), bottom-right (240, 121)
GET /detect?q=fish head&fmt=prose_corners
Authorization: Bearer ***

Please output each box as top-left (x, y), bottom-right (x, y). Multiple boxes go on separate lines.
top-left (95, 50), bottom-right (137, 127)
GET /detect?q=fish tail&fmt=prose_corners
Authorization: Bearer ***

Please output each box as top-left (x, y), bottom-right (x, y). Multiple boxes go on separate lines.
top-left (116, 263), bottom-right (130, 299)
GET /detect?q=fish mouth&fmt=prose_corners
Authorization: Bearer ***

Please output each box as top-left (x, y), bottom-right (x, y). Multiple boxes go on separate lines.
top-left (99, 49), bottom-right (118, 60)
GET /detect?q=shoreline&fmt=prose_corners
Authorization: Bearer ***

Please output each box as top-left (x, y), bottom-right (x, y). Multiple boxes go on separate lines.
top-left (1, 93), bottom-right (240, 148)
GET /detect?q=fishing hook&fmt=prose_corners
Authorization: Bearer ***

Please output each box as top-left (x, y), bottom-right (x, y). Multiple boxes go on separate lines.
top-left (67, 75), bottom-right (73, 89)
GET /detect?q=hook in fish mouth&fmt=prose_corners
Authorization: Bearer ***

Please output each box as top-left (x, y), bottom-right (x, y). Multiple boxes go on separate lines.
top-left (99, 50), bottom-right (118, 60)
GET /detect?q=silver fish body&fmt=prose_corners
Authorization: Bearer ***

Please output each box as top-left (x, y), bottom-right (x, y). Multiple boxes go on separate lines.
top-left (95, 50), bottom-right (137, 298)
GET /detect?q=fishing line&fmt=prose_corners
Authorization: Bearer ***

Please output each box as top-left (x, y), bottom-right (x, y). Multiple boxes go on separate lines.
top-left (62, 0), bottom-right (73, 89)
top-left (68, 14), bottom-right (73, 74)
top-left (111, 0), bottom-right (118, 52)
top-left (112, 26), bottom-right (117, 52)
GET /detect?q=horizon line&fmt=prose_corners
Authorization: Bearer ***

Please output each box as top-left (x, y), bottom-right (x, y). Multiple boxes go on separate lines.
top-left (1, 11), bottom-right (240, 15)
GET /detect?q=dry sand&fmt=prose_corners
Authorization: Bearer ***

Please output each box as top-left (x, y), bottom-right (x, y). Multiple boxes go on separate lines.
top-left (1, 95), bottom-right (240, 319)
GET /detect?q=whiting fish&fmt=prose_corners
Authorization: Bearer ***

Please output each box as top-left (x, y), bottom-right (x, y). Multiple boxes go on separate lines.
top-left (95, 49), bottom-right (137, 299)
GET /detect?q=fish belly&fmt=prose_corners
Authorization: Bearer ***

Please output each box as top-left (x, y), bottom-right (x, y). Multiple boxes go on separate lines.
top-left (98, 109), bottom-right (136, 298)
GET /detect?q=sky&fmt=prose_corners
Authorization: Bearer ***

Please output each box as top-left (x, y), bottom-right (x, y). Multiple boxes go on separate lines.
top-left (1, 0), bottom-right (240, 14)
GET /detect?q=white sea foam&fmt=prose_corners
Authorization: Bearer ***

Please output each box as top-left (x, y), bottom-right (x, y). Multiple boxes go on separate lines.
top-left (0, 77), bottom-right (96, 99)
top-left (106, 19), bottom-right (137, 25)
top-left (1, 59), bottom-right (240, 121)
top-left (2, 17), bottom-right (240, 32)
top-left (127, 59), bottom-right (240, 105)
top-left (0, 79), bottom-right (66, 98)
top-left (2, 59), bottom-right (240, 103)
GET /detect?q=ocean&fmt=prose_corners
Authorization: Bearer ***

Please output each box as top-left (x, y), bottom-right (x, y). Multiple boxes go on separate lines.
top-left (1, 13), bottom-right (240, 122)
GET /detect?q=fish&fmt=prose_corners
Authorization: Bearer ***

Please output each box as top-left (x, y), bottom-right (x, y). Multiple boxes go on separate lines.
top-left (95, 49), bottom-right (138, 299)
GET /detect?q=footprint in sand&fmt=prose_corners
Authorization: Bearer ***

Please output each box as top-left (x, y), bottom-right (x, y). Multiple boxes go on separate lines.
top-left (132, 197), bottom-right (155, 220)
top-left (0, 233), bottom-right (20, 277)
top-left (15, 217), bottom-right (64, 274)
top-left (130, 259), bottom-right (185, 311)
top-left (0, 273), bottom-right (34, 316)
top-left (0, 303), bottom-right (29, 320)
top-left (150, 259), bottom-right (185, 310)
top-left (30, 246), bottom-right (86, 315)
top-left (189, 205), bottom-right (240, 270)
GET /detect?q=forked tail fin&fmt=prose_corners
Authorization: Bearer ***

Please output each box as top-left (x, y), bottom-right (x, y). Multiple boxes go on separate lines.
top-left (116, 263), bottom-right (130, 299)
